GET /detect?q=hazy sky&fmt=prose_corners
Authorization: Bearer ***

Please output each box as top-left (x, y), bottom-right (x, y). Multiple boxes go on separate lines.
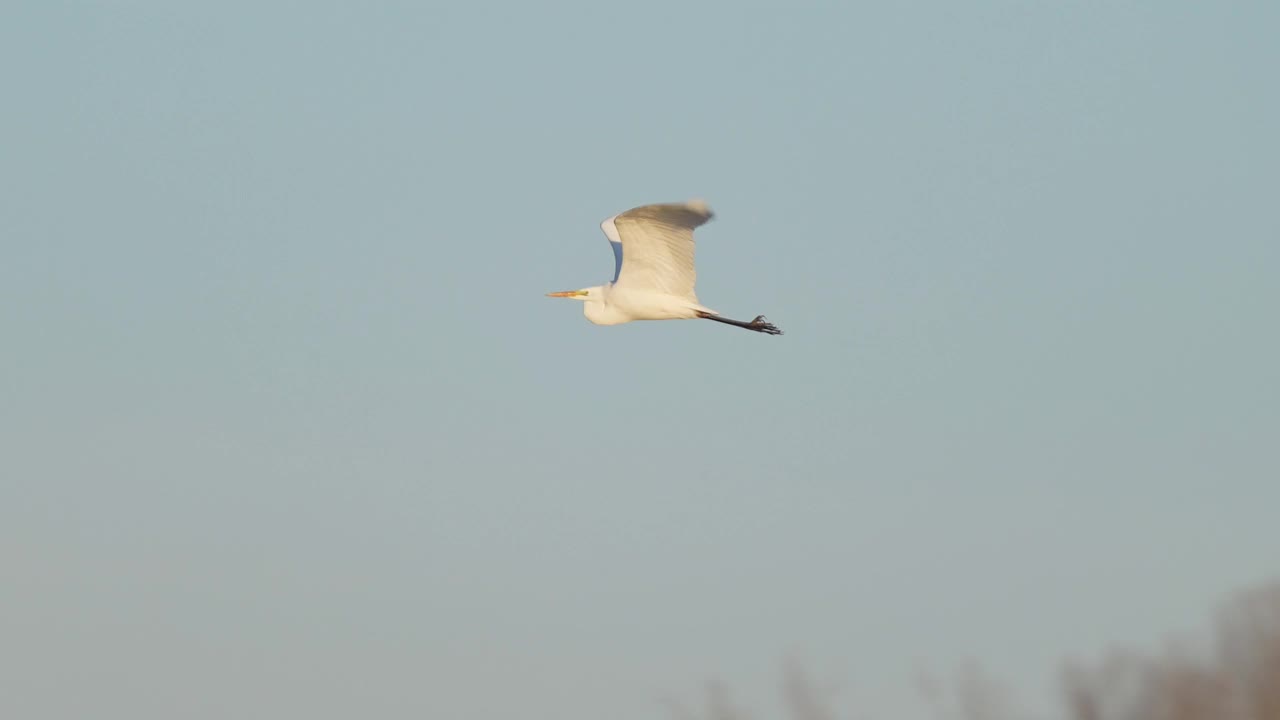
top-left (3, 2), bottom-right (1277, 718)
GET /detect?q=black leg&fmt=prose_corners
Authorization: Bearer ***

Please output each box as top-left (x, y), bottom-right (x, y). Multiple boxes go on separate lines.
top-left (697, 312), bottom-right (783, 335)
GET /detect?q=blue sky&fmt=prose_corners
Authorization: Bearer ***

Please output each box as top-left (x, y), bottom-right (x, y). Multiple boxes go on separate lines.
top-left (3, 2), bottom-right (1278, 718)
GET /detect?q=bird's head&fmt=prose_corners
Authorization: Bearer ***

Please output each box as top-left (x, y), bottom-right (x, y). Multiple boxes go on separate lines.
top-left (548, 285), bottom-right (625, 325)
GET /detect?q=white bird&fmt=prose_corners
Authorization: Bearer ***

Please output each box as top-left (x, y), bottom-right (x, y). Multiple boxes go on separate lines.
top-left (547, 200), bottom-right (782, 335)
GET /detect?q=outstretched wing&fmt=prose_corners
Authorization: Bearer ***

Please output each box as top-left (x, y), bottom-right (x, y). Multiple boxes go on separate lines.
top-left (601, 199), bottom-right (713, 299)
top-left (600, 213), bottom-right (625, 283)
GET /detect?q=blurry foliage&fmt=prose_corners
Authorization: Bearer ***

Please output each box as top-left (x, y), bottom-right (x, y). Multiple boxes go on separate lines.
top-left (672, 580), bottom-right (1280, 720)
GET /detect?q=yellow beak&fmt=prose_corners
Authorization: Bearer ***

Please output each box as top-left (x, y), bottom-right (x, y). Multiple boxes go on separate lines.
top-left (546, 290), bottom-right (587, 298)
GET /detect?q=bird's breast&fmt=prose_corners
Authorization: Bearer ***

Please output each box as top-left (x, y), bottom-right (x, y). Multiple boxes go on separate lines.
top-left (596, 289), bottom-right (701, 323)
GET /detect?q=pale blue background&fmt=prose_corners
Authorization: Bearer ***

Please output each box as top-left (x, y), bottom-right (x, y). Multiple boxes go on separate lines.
top-left (3, 2), bottom-right (1277, 718)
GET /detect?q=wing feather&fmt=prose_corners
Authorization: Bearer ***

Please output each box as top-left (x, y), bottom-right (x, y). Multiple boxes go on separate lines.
top-left (601, 214), bottom-right (624, 283)
top-left (604, 200), bottom-right (712, 299)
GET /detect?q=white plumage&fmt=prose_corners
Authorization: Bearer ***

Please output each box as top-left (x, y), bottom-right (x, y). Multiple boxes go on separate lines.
top-left (547, 200), bottom-right (782, 335)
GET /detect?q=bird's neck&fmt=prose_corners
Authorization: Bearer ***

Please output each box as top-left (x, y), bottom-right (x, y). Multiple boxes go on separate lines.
top-left (582, 285), bottom-right (627, 325)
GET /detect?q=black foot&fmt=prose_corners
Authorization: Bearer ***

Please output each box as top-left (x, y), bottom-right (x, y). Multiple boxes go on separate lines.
top-left (698, 311), bottom-right (784, 335)
top-left (748, 316), bottom-right (783, 335)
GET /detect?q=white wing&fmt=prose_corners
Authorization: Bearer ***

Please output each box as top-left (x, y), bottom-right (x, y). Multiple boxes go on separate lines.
top-left (603, 199), bottom-right (713, 299)
top-left (601, 213), bottom-right (625, 283)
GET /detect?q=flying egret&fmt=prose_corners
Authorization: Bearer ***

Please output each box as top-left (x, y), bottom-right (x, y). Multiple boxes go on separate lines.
top-left (547, 200), bottom-right (782, 335)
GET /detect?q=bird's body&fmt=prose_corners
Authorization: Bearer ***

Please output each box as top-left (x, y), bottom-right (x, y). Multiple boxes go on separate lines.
top-left (581, 285), bottom-right (706, 325)
top-left (547, 200), bottom-right (782, 335)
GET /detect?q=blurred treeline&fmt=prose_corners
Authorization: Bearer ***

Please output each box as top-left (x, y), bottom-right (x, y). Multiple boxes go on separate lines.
top-left (672, 580), bottom-right (1280, 720)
